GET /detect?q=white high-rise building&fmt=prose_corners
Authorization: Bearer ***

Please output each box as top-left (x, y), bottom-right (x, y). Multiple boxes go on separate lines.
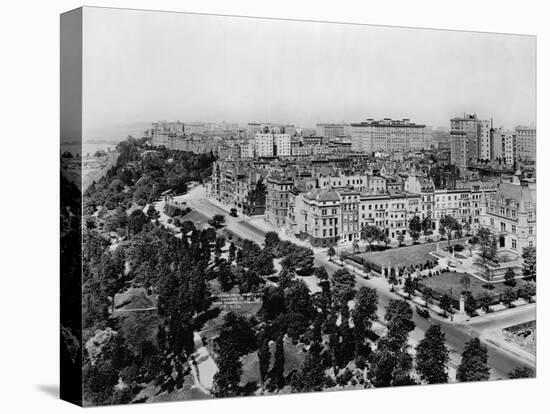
top-left (254, 133), bottom-right (274, 157)
top-left (515, 127), bottom-right (536, 163)
top-left (274, 134), bottom-right (291, 157)
top-left (478, 120), bottom-right (491, 160)
top-left (350, 118), bottom-right (426, 153)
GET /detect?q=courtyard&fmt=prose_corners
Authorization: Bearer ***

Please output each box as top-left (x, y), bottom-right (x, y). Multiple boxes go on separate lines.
top-left (355, 238), bottom-right (470, 272)
top-left (419, 271), bottom-right (530, 301)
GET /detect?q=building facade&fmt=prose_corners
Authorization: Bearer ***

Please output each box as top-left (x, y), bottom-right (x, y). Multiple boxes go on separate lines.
top-left (351, 118), bottom-right (427, 153)
top-left (481, 180), bottom-right (536, 252)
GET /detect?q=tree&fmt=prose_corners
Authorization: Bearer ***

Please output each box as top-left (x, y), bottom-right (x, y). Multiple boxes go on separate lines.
top-left (504, 268), bottom-right (516, 287)
top-left (421, 216), bottom-right (433, 238)
top-left (415, 325), bottom-right (449, 384)
top-left (146, 204), bottom-right (159, 220)
top-left (422, 287), bottom-right (433, 308)
top-left (314, 266), bottom-right (329, 281)
top-left (228, 242), bottom-right (236, 263)
top-left (522, 282), bottom-right (536, 303)
top-left (509, 366), bottom-right (535, 379)
top-left (370, 300), bottom-right (416, 387)
top-left (327, 246), bottom-right (336, 261)
top-left (453, 221), bottom-right (463, 238)
top-left (404, 276), bottom-right (415, 299)
top-left (258, 338), bottom-right (271, 387)
top-left (439, 215), bottom-right (458, 246)
top-left (439, 294), bottom-right (452, 317)
top-left (456, 338), bottom-right (490, 382)
top-left (264, 231), bottom-right (280, 249)
top-left (388, 270), bottom-right (398, 292)
top-left (290, 344), bottom-right (326, 392)
top-left (214, 236), bottom-right (225, 259)
top-left (217, 260), bottom-right (235, 291)
top-left (331, 269), bottom-right (356, 309)
top-left (270, 335), bottom-right (285, 389)
top-left (215, 312), bottom-right (257, 357)
top-left (479, 293), bottom-right (492, 313)
top-left (282, 247), bottom-right (314, 274)
top-left (502, 287), bottom-right (516, 308)
top-left (127, 209), bottom-right (148, 235)
top-left (360, 224), bottom-right (383, 251)
top-left (463, 292), bottom-right (477, 316)
top-left (209, 214), bottom-right (225, 229)
top-left (397, 231), bottom-right (405, 247)
top-left (285, 280), bottom-right (315, 319)
top-left (384, 300), bottom-right (415, 347)
top-left (352, 287), bottom-right (379, 354)
top-left (261, 286), bottom-right (286, 320)
top-left (522, 246), bottom-right (536, 281)
top-left (409, 216), bottom-right (422, 244)
top-left (238, 239), bottom-right (262, 268)
top-left (478, 227), bottom-right (498, 278)
top-left (253, 249), bottom-right (275, 276)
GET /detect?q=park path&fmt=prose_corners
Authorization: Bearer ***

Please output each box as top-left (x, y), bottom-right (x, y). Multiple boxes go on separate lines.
top-left (189, 332), bottom-right (218, 394)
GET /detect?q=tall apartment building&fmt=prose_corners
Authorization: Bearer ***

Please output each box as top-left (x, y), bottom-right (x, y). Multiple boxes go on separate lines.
top-left (350, 118), bottom-right (427, 153)
top-left (450, 114), bottom-right (489, 173)
top-left (265, 176), bottom-right (294, 227)
top-left (515, 126), bottom-right (536, 163)
top-left (254, 133), bottom-right (274, 157)
top-left (478, 120), bottom-right (491, 160)
top-left (274, 134), bottom-right (291, 157)
top-left (504, 133), bottom-right (516, 165)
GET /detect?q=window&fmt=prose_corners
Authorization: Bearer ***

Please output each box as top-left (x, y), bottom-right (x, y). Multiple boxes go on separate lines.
top-left (529, 227), bottom-right (533, 235)
top-left (512, 225), bottom-right (516, 234)
top-left (512, 239), bottom-right (517, 250)
top-left (500, 222), bottom-right (506, 232)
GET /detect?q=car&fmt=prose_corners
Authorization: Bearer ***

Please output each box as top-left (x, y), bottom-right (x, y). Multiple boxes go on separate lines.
top-left (415, 306), bottom-right (430, 318)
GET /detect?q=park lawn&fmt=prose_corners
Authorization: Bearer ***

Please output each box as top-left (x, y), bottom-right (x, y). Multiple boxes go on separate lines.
top-left (240, 337), bottom-right (306, 386)
top-left (419, 271), bottom-right (529, 300)
top-left (357, 238), bottom-right (469, 269)
top-left (112, 288), bottom-right (159, 354)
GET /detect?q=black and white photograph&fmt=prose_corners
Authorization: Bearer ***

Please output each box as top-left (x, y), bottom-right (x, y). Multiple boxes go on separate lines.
top-left (3, 1), bottom-right (548, 413)
top-left (58, 5), bottom-right (539, 407)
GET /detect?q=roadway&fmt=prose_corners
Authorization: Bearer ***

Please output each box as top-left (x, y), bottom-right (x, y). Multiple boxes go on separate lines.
top-left (185, 192), bottom-right (535, 380)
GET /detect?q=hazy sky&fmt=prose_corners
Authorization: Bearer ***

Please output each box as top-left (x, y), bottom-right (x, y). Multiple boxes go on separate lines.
top-left (82, 7), bottom-right (535, 140)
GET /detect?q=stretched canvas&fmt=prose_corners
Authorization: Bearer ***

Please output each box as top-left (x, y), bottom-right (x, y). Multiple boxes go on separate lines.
top-left (60, 6), bottom-right (537, 407)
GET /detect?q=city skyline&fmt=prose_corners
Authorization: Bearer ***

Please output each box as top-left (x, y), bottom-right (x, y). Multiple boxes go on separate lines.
top-left (80, 8), bottom-right (535, 141)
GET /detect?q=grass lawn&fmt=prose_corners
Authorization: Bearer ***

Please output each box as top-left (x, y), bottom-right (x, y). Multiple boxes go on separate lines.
top-left (240, 337), bottom-right (305, 386)
top-left (356, 238), bottom-right (470, 269)
top-left (419, 271), bottom-right (529, 300)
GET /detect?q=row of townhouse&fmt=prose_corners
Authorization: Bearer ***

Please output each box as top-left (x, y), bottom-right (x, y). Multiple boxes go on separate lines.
top-left (210, 160), bottom-right (520, 249)
top-left (274, 174), bottom-right (500, 247)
